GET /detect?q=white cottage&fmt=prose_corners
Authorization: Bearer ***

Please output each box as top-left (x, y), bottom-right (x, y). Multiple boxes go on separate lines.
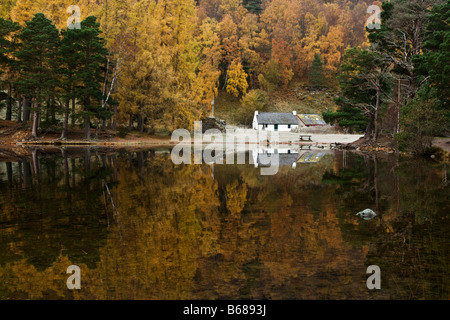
top-left (252, 111), bottom-right (299, 131)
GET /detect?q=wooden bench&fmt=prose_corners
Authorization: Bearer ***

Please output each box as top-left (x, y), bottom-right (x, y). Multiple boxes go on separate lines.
top-left (299, 135), bottom-right (312, 141)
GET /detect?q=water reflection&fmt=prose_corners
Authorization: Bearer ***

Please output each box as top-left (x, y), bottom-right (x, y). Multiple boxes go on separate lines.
top-left (251, 145), bottom-right (327, 168)
top-left (0, 147), bottom-right (448, 300)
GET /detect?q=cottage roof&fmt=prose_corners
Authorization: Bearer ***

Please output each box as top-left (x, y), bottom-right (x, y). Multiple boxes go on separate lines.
top-left (256, 112), bottom-right (299, 125)
top-left (298, 114), bottom-right (327, 126)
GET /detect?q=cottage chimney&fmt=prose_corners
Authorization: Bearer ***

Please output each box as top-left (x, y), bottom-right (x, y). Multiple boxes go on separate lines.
top-left (292, 111), bottom-right (297, 115)
top-left (255, 110), bottom-right (259, 116)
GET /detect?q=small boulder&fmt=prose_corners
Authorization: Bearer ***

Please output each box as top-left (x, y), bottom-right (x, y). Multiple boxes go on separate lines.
top-left (356, 208), bottom-right (377, 220)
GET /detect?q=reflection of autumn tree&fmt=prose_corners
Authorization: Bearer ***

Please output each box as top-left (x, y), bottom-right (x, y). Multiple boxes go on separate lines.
top-left (91, 154), bottom-right (222, 299)
top-left (0, 255), bottom-right (81, 299)
top-left (0, 252), bottom-right (104, 299)
top-left (256, 188), bottom-right (373, 299)
top-left (225, 179), bottom-right (248, 217)
top-left (0, 150), bottom-right (448, 299)
top-left (0, 152), bottom-right (224, 299)
top-left (205, 154), bottom-right (377, 299)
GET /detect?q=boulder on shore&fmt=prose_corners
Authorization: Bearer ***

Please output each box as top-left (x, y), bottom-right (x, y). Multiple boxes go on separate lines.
top-left (201, 117), bottom-right (226, 133)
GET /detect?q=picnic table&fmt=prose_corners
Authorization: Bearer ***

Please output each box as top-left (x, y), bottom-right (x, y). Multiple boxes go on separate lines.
top-left (299, 135), bottom-right (312, 141)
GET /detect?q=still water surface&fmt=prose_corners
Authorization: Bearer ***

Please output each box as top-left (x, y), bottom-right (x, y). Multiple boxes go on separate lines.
top-left (0, 147), bottom-right (448, 299)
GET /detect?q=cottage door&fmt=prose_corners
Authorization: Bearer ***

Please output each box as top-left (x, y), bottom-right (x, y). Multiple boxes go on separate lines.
top-left (274, 124), bottom-right (278, 131)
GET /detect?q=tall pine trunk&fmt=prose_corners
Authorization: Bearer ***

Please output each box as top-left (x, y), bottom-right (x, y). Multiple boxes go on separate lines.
top-left (17, 95), bottom-right (22, 123)
top-left (6, 83), bottom-right (12, 121)
top-left (137, 113), bottom-right (144, 133)
top-left (45, 99), bottom-right (50, 122)
top-left (61, 99), bottom-right (70, 139)
top-left (22, 97), bottom-right (30, 125)
top-left (373, 86), bottom-right (381, 142)
top-left (84, 115), bottom-right (90, 140)
top-left (51, 98), bottom-right (56, 122)
top-left (71, 98), bottom-right (76, 125)
top-left (84, 97), bottom-right (90, 140)
top-left (31, 105), bottom-right (39, 139)
top-left (364, 116), bottom-right (373, 139)
top-left (6, 162), bottom-right (12, 187)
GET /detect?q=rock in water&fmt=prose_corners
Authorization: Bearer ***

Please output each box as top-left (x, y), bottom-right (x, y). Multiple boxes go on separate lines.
top-left (356, 208), bottom-right (377, 220)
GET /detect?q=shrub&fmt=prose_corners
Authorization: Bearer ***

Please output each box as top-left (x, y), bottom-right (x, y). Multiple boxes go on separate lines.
top-left (118, 126), bottom-right (129, 138)
top-left (240, 90), bottom-right (267, 126)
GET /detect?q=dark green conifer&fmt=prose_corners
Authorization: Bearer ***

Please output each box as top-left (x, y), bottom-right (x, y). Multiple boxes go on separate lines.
top-left (14, 13), bottom-right (60, 138)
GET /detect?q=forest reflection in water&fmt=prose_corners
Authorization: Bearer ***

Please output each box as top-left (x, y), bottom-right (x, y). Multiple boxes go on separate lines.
top-left (0, 146), bottom-right (448, 300)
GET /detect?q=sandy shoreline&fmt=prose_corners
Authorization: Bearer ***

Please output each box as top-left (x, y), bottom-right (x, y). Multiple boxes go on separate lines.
top-left (15, 132), bottom-right (364, 147)
top-left (0, 120), bottom-right (364, 147)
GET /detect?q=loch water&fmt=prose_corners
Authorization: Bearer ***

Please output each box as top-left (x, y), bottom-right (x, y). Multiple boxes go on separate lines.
top-left (0, 147), bottom-right (448, 300)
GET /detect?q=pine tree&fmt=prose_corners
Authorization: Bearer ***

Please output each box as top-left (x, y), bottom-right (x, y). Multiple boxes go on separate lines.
top-left (324, 48), bottom-right (392, 141)
top-left (242, 0), bottom-right (263, 15)
top-left (14, 13), bottom-right (60, 138)
top-left (309, 53), bottom-right (325, 87)
top-left (58, 26), bottom-right (83, 139)
top-left (74, 16), bottom-right (109, 140)
top-left (367, 0), bottom-right (443, 99)
top-left (0, 18), bottom-right (21, 121)
top-left (415, 0), bottom-right (450, 112)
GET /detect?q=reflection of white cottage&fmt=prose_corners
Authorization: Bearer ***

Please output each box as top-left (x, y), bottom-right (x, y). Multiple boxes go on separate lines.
top-left (251, 145), bottom-right (327, 169)
top-left (252, 111), bottom-right (299, 131)
top-left (251, 146), bottom-right (299, 168)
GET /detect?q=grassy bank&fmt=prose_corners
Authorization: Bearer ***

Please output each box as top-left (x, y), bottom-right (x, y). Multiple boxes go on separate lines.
top-left (214, 82), bottom-right (339, 126)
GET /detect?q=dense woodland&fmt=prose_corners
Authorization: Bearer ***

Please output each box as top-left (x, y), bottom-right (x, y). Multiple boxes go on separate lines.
top-left (0, 0), bottom-right (449, 154)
